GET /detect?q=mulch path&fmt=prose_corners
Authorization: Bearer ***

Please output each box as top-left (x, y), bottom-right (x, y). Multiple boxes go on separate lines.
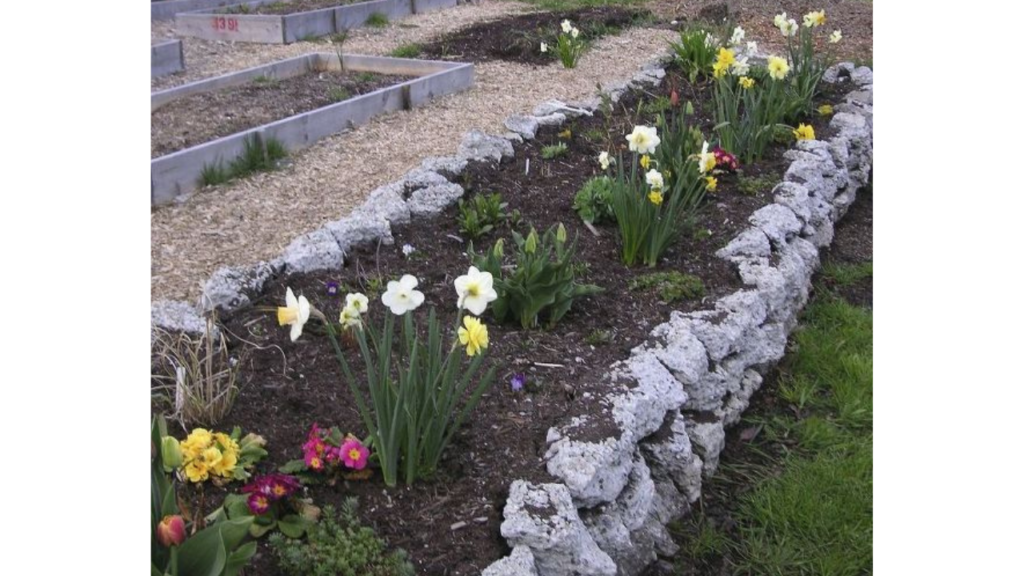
top-left (151, 71), bottom-right (412, 158)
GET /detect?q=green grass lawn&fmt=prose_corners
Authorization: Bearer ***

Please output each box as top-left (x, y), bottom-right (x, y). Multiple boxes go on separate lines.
top-left (673, 263), bottom-right (873, 575)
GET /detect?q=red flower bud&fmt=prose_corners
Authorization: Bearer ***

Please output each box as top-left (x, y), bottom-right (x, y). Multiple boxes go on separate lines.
top-left (156, 515), bottom-right (187, 547)
top-left (670, 89), bottom-right (680, 108)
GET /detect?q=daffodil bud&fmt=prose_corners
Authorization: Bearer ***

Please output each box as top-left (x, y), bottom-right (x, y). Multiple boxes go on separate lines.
top-left (556, 223), bottom-right (567, 244)
top-left (161, 437), bottom-right (183, 470)
top-left (524, 229), bottom-right (538, 254)
top-left (156, 515), bottom-right (187, 547)
top-left (493, 238), bottom-right (504, 258)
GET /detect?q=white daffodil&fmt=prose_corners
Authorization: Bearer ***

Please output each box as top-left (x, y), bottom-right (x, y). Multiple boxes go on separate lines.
top-left (626, 125), bottom-right (660, 155)
top-left (803, 10), bottom-right (826, 28)
top-left (704, 32), bottom-right (716, 48)
top-left (345, 293), bottom-right (369, 314)
top-left (339, 304), bottom-right (362, 330)
top-left (782, 19), bottom-right (799, 37)
top-left (402, 243), bottom-right (415, 257)
top-left (730, 26), bottom-right (745, 46)
top-left (731, 57), bottom-right (750, 76)
top-left (381, 274), bottom-right (425, 316)
top-left (774, 12), bottom-right (788, 28)
top-left (645, 169), bottom-right (664, 190)
top-left (598, 151), bottom-right (613, 170)
top-left (454, 266), bottom-right (498, 316)
top-left (746, 40), bottom-right (758, 54)
top-left (830, 29), bottom-right (842, 44)
top-left (571, 27), bottom-right (579, 39)
top-left (277, 287), bottom-right (311, 342)
top-left (561, 19), bottom-right (573, 34)
top-left (540, 42), bottom-right (548, 53)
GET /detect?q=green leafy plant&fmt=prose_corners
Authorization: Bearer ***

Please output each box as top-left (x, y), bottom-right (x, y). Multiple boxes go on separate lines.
top-left (629, 271), bottom-right (705, 303)
top-left (711, 53), bottom-right (791, 163)
top-left (356, 72), bottom-right (379, 83)
top-left (469, 224), bottom-right (602, 329)
top-left (670, 26), bottom-right (718, 82)
top-left (457, 193), bottom-right (509, 240)
top-left (330, 28), bottom-right (350, 72)
top-left (200, 135), bottom-right (288, 187)
top-left (584, 328), bottom-right (611, 346)
top-left (389, 43), bottom-right (421, 58)
top-left (151, 318), bottom-right (242, 427)
top-left (328, 87), bottom-right (351, 103)
top-left (365, 12), bottom-right (389, 28)
top-left (151, 416), bottom-right (257, 576)
top-left (252, 74), bottom-right (277, 85)
top-left (270, 500), bottom-right (415, 576)
top-left (551, 19), bottom-right (586, 69)
top-left (778, 10), bottom-right (839, 119)
top-left (736, 172), bottom-right (777, 196)
top-left (541, 142), bottom-right (568, 159)
top-left (573, 175), bottom-right (615, 224)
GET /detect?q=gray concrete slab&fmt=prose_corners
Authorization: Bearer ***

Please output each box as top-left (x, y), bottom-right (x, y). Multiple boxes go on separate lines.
top-left (151, 39), bottom-right (185, 78)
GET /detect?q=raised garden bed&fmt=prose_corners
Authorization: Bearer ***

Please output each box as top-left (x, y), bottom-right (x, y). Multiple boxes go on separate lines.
top-left (175, 0), bottom-right (456, 44)
top-left (150, 52), bottom-right (473, 206)
top-left (151, 39), bottom-right (185, 78)
top-left (419, 6), bottom-right (654, 65)
top-left (152, 0), bottom-right (238, 21)
top-left (151, 50), bottom-right (873, 573)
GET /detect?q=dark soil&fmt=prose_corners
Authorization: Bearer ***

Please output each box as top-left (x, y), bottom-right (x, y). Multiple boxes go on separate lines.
top-left (646, 167), bottom-right (873, 576)
top-left (156, 65), bottom-right (854, 575)
top-left (151, 71), bottom-right (411, 158)
top-left (221, 0), bottom-right (359, 16)
top-left (419, 7), bottom-right (656, 65)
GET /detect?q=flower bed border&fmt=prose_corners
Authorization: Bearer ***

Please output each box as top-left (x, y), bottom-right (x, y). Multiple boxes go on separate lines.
top-left (150, 51), bottom-right (873, 575)
top-left (150, 52), bottom-right (474, 206)
top-left (152, 0), bottom-right (239, 21)
top-left (152, 39), bottom-right (185, 78)
top-left (174, 0), bottom-right (456, 44)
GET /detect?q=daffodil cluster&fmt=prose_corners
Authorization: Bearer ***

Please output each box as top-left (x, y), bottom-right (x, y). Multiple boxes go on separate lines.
top-left (550, 19), bottom-right (584, 69)
top-left (773, 9), bottom-right (843, 117)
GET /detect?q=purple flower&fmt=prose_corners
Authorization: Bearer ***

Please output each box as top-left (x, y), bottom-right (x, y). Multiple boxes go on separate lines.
top-left (510, 373), bottom-right (526, 392)
top-left (325, 281), bottom-right (340, 296)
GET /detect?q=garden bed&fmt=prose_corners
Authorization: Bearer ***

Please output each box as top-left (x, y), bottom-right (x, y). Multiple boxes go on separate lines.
top-left (150, 52), bottom-right (473, 206)
top-left (175, 0), bottom-right (456, 44)
top-left (419, 6), bottom-right (655, 65)
top-left (154, 58), bottom-right (862, 575)
top-left (152, 0), bottom-right (238, 21)
top-left (151, 39), bottom-right (185, 78)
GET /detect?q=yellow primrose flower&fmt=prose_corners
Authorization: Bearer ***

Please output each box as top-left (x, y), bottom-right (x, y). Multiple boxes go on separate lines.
top-left (184, 460), bottom-right (209, 483)
top-left (212, 446), bottom-right (237, 477)
top-left (458, 316), bottom-right (489, 357)
top-left (817, 104), bottom-right (834, 116)
top-left (647, 190), bottom-right (664, 206)
top-left (180, 429), bottom-right (213, 458)
top-left (639, 155), bottom-right (651, 169)
top-left (803, 10), bottom-right (826, 28)
top-left (793, 124), bottom-right (816, 141)
top-left (739, 76), bottom-right (755, 89)
top-left (705, 176), bottom-right (718, 192)
top-left (767, 56), bottom-right (790, 80)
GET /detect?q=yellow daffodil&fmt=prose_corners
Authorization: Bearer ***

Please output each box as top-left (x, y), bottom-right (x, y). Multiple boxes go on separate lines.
top-left (458, 316), bottom-right (489, 357)
top-left (739, 76), bottom-right (756, 89)
top-left (767, 56), bottom-right (790, 80)
top-left (803, 10), bottom-right (826, 28)
top-left (817, 104), bottom-right (834, 116)
top-left (558, 128), bottom-right (572, 139)
top-left (793, 124), bottom-right (816, 141)
top-left (647, 190), bottom-right (664, 206)
top-left (712, 61), bottom-right (729, 78)
top-left (715, 47), bottom-right (736, 68)
top-left (277, 287), bottom-right (311, 342)
top-left (705, 176), bottom-right (718, 192)
top-left (639, 155), bottom-right (651, 169)
top-left (696, 141), bottom-right (717, 174)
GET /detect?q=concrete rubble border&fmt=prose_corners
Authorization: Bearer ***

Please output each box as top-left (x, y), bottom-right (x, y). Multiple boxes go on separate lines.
top-left (150, 52), bottom-right (474, 206)
top-left (151, 53), bottom-right (873, 576)
top-left (175, 0), bottom-right (457, 44)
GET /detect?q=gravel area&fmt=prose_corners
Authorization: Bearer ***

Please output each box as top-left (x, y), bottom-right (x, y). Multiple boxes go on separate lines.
top-left (151, 0), bottom-right (873, 303)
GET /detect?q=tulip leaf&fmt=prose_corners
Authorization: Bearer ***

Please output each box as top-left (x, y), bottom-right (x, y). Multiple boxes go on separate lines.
top-left (218, 516), bottom-right (254, 552)
top-left (224, 541), bottom-right (257, 576)
top-left (177, 525), bottom-right (227, 576)
top-left (278, 514), bottom-right (311, 538)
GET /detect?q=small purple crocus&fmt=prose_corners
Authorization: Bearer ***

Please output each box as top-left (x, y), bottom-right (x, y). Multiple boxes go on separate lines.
top-left (325, 281), bottom-right (340, 296)
top-left (510, 373), bottom-right (526, 392)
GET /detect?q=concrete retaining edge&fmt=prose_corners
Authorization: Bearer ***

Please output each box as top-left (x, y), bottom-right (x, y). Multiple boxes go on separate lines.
top-left (150, 53), bottom-right (873, 576)
top-left (150, 53), bottom-right (474, 206)
top-left (175, 0), bottom-right (456, 44)
top-left (152, 0), bottom-right (239, 21)
top-left (152, 39), bottom-right (185, 78)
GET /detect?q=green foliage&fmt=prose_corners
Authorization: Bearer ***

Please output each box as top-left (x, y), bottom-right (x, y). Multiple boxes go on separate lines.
top-left (151, 416), bottom-right (257, 576)
top-left (713, 69), bottom-right (792, 163)
top-left (270, 500), bottom-right (414, 576)
top-left (365, 12), bottom-right (389, 28)
top-left (541, 142), bottom-right (569, 159)
top-left (629, 271), bottom-right (705, 303)
top-left (457, 193), bottom-right (510, 240)
top-left (200, 163), bottom-right (232, 187)
top-left (389, 43), bottom-right (421, 58)
top-left (328, 87), bottom-right (351, 103)
top-left (784, 23), bottom-right (836, 119)
top-left (356, 72), bottom-right (379, 83)
top-left (251, 74), bottom-right (277, 85)
top-left (670, 26), bottom-right (718, 82)
top-left (640, 95), bottom-right (673, 116)
top-left (573, 176), bottom-right (615, 224)
top-left (584, 329), bottom-right (611, 346)
top-left (609, 110), bottom-right (706, 267)
top-left (553, 27), bottom-right (585, 69)
top-left (469, 224), bottom-right (602, 329)
top-left (821, 262), bottom-right (873, 287)
top-left (200, 135), bottom-right (289, 187)
top-left (323, 306), bottom-right (497, 486)
top-left (736, 172), bottom-right (777, 196)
